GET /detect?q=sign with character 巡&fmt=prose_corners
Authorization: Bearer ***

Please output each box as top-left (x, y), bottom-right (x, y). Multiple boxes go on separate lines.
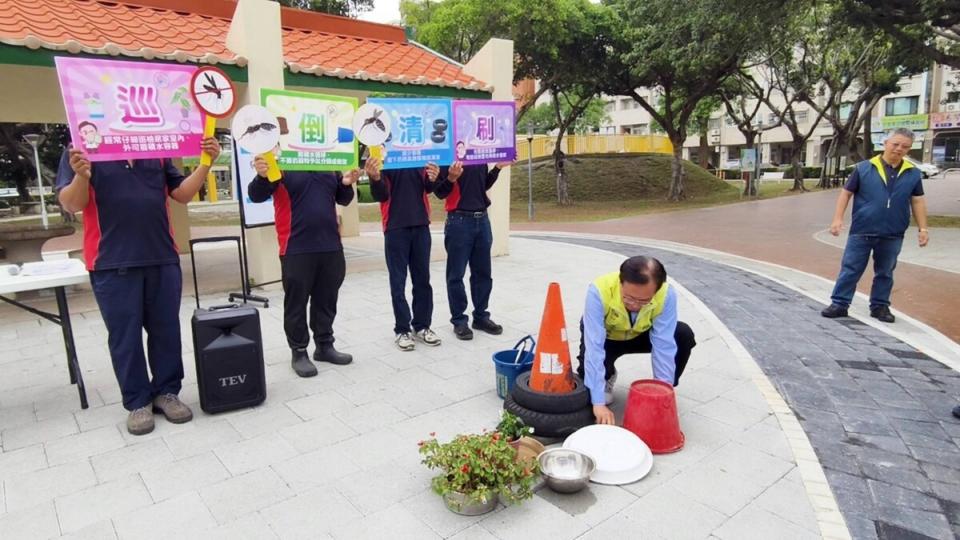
top-left (55, 57), bottom-right (205, 162)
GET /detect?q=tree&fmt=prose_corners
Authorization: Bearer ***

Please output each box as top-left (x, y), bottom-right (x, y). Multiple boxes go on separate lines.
top-left (840, 0), bottom-right (960, 68)
top-left (511, 0), bottom-right (617, 205)
top-left (604, 0), bottom-right (794, 200)
top-left (0, 123), bottom-right (68, 202)
top-left (275, 0), bottom-right (374, 17)
top-left (523, 97), bottom-right (609, 135)
top-left (400, 0), bottom-right (513, 64)
top-left (716, 74), bottom-right (781, 195)
top-left (797, 3), bottom-right (928, 187)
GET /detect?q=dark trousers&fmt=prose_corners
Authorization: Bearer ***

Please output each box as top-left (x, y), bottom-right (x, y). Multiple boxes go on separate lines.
top-left (444, 212), bottom-right (493, 326)
top-left (384, 226), bottom-right (433, 334)
top-left (576, 320), bottom-right (696, 386)
top-left (830, 234), bottom-right (904, 309)
top-left (280, 250), bottom-right (346, 350)
top-left (90, 264), bottom-right (184, 411)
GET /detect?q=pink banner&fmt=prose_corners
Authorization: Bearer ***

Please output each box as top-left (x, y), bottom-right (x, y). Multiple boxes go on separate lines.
top-left (55, 57), bottom-right (205, 162)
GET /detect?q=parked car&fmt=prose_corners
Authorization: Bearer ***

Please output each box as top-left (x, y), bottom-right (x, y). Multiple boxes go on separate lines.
top-left (904, 156), bottom-right (940, 178)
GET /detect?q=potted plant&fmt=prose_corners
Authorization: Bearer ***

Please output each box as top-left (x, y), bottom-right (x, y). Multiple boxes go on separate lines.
top-left (419, 430), bottom-right (539, 515)
top-left (496, 411), bottom-right (533, 449)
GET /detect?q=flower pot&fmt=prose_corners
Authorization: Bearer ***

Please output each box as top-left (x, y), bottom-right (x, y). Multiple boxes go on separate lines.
top-left (442, 491), bottom-right (497, 516)
top-left (508, 438), bottom-right (521, 451)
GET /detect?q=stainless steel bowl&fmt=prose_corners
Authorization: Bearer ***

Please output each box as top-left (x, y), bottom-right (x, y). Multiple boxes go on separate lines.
top-left (537, 448), bottom-right (595, 493)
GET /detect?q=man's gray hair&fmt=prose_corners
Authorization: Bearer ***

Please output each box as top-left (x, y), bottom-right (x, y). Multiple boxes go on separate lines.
top-left (890, 127), bottom-right (916, 141)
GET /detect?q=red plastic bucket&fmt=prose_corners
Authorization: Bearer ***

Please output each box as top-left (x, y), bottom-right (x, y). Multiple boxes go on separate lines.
top-left (622, 379), bottom-right (684, 454)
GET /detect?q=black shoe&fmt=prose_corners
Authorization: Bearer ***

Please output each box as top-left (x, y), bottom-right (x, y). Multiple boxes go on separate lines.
top-left (821, 304), bottom-right (848, 318)
top-left (953, 406), bottom-right (960, 420)
top-left (314, 344), bottom-right (353, 365)
top-left (870, 306), bottom-right (895, 323)
top-left (291, 348), bottom-right (317, 378)
top-left (471, 318), bottom-right (503, 335)
top-left (453, 324), bottom-right (474, 340)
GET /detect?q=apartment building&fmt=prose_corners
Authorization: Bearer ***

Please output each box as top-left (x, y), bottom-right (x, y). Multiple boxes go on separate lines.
top-left (599, 64), bottom-right (960, 171)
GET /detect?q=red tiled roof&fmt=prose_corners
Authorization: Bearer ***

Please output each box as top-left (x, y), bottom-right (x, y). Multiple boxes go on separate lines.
top-left (0, 0), bottom-right (489, 91)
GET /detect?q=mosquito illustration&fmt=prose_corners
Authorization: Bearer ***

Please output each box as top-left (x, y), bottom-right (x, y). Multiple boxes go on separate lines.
top-left (203, 73), bottom-right (224, 99)
top-left (360, 108), bottom-right (386, 134)
top-left (239, 122), bottom-right (278, 139)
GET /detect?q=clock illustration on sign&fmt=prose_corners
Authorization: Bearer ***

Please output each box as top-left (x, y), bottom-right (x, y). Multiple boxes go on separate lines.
top-left (189, 66), bottom-right (237, 118)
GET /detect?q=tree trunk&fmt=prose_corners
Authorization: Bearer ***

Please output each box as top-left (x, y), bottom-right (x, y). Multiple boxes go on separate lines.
top-left (817, 136), bottom-right (839, 189)
top-left (668, 140), bottom-right (685, 201)
top-left (790, 137), bottom-right (807, 192)
top-left (742, 132), bottom-right (757, 197)
top-left (862, 114), bottom-right (873, 159)
top-left (698, 131), bottom-right (709, 169)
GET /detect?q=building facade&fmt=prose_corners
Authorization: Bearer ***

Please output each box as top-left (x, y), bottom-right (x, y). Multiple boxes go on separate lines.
top-left (599, 64), bottom-right (960, 171)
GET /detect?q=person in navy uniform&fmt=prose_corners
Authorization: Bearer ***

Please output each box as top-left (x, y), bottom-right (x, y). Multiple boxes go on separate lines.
top-left (248, 155), bottom-right (358, 377)
top-left (434, 160), bottom-right (512, 340)
top-left (364, 156), bottom-right (443, 351)
top-left (57, 137), bottom-right (221, 435)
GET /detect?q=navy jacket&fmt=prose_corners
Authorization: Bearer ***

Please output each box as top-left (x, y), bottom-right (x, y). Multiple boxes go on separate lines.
top-left (369, 167), bottom-right (435, 232)
top-left (434, 164), bottom-right (500, 212)
top-left (248, 171), bottom-right (354, 256)
top-left (846, 155), bottom-right (923, 237)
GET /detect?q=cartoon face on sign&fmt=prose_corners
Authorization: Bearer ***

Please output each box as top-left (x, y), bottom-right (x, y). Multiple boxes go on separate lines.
top-left (78, 121), bottom-right (101, 151)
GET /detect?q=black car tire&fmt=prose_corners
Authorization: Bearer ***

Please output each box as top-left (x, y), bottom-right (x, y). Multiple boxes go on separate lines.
top-left (510, 372), bottom-right (591, 413)
top-left (503, 394), bottom-right (595, 438)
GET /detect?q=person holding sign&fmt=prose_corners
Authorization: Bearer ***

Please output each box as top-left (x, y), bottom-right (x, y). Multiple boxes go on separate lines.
top-left (56, 137), bottom-right (221, 435)
top-left (248, 155), bottom-right (359, 378)
top-left (364, 157), bottom-right (443, 351)
top-left (434, 161), bottom-right (512, 340)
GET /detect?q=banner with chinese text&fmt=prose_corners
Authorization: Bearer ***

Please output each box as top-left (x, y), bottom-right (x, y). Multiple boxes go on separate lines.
top-left (261, 88), bottom-right (358, 171)
top-left (55, 57), bottom-right (204, 162)
top-left (367, 98), bottom-right (454, 170)
top-left (452, 100), bottom-right (516, 164)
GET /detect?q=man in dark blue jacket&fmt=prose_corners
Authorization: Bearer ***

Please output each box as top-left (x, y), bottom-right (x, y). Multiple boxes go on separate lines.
top-left (434, 160), bottom-right (511, 340)
top-left (249, 156), bottom-right (358, 377)
top-left (57, 138), bottom-right (221, 435)
top-left (821, 128), bottom-right (929, 323)
top-left (365, 157), bottom-right (442, 351)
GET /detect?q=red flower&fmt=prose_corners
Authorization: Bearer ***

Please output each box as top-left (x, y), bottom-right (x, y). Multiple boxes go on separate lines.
top-left (417, 440), bottom-right (424, 447)
top-left (429, 432), bottom-right (436, 437)
top-left (491, 433), bottom-right (501, 441)
top-left (461, 464), bottom-right (470, 473)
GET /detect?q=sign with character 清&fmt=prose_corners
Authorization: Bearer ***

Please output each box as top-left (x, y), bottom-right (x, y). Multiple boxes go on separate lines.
top-left (366, 98), bottom-right (454, 170)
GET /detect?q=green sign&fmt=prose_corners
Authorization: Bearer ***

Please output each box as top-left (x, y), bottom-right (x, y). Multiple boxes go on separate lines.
top-left (261, 88), bottom-right (358, 171)
top-left (881, 114), bottom-right (928, 131)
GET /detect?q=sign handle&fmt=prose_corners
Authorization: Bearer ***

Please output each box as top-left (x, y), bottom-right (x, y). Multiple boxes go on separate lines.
top-left (262, 152), bottom-right (282, 182)
top-left (200, 115), bottom-right (217, 166)
top-left (369, 145), bottom-right (383, 160)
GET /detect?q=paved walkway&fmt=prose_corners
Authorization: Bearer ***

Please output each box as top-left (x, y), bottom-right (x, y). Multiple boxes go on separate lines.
top-left (513, 178), bottom-right (960, 343)
top-left (1, 237), bottom-right (827, 539)
top-left (527, 234), bottom-right (960, 540)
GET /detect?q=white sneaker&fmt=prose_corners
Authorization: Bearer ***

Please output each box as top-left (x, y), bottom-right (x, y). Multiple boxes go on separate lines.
top-left (414, 328), bottom-right (442, 347)
top-left (604, 373), bottom-right (618, 405)
top-left (395, 332), bottom-right (415, 351)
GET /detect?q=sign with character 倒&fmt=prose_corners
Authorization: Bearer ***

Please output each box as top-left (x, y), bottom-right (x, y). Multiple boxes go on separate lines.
top-left (55, 57), bottom-right (205, 162)
top-left (366, 98), bottom-right (454, 169)
top-left (260, 88), bottom-right (358, 171)
top-left (451, 100), bottom-right (516, 165)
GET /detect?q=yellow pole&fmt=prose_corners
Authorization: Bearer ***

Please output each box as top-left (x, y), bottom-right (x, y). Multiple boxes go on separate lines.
top-left (206, 171), bottom-right (218, 203)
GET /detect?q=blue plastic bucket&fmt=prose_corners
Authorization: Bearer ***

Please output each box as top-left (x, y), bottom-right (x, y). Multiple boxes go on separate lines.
top-left (493, 335), bottom-right (536, 399)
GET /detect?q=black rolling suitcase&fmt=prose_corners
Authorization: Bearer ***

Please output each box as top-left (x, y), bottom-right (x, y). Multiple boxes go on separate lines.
top-left (189, 236), bottom-right (266, 413)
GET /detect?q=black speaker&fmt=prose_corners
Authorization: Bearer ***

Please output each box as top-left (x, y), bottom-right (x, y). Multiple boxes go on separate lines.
top-left (189, 236), bottom-right (267, 414)
top-left (192, 305), bottom-right (266, 413)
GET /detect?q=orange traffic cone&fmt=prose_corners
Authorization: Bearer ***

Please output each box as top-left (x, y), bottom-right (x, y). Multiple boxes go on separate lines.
top-left (529, 282), bottom-right (576, 394)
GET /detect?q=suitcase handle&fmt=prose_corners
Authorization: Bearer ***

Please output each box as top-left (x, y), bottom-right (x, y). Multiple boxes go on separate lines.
top-left (189, 236), bottom-right (245, 310)
top-left (208, 304), bottom-right (240, 311)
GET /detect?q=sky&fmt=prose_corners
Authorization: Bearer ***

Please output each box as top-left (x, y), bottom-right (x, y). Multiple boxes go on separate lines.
top-left (358, 0), bottom-right (402, 25)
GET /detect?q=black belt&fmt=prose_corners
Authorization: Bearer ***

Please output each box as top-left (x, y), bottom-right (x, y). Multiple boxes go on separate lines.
top-left (452, 210), bottom-right (486, 217)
